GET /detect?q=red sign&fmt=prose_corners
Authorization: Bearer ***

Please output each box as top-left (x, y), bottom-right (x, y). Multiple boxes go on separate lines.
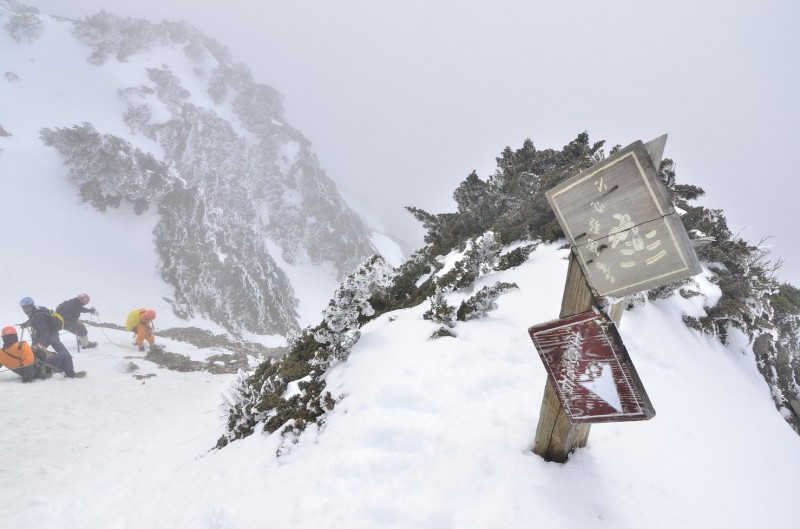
top-left (528, 309), bottom-right (655, 423)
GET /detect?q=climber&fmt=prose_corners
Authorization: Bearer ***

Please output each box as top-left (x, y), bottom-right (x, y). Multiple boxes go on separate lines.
top-left (19, 297), bottom-right (85, 378)
top-left (126, 308), bottom-right (157, 352)
top-left (56, 293), bottom-right (98, 349)
top-left (1, 326), bottom-right (39, 382)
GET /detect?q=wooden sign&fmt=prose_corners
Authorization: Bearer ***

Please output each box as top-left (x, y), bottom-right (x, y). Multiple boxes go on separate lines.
top-left (545, 140), bottom-right (701, 298)
top-left (528, 309), bottom-right (655, 423)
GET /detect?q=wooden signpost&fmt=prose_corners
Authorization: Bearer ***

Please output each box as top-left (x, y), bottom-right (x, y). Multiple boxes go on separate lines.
top-left (530, 134), bottom-right (701, 462)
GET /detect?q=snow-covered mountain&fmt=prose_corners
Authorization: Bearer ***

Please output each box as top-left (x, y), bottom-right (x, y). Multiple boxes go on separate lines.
top-left (0, 0), bottom-right (390, 336)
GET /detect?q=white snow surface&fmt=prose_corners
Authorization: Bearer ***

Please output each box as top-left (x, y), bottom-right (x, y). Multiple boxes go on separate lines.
top-left (1, 242), bottom-right (799, 529)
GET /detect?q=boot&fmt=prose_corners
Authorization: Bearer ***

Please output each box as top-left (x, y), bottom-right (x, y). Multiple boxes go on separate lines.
top-left (79, 336), bottom-right (98, 349)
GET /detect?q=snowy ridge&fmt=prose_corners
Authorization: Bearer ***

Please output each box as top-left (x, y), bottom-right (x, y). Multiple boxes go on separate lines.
top-left (1, 243), bottom-right (798, 528)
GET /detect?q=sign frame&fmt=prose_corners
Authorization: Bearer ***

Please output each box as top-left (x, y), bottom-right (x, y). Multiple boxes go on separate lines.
top-left (545, 140), bottom-right (701, 298)
top-left (528, 308), bottom-right (655, 424)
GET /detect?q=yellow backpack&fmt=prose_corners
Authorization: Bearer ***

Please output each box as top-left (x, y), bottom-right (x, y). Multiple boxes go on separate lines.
top-left (125, 309), bottom-right (144, 331)
top-left (50, 310), bottom-right (65, 331)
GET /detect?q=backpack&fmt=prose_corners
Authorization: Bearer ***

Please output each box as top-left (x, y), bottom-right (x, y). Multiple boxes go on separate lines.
top-left (49, 311), bottom-right (65, 331)
top-left (126, 309), bottom-right (144, 331)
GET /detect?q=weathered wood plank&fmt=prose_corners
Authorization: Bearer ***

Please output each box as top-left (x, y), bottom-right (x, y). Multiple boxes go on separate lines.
top-left (545, 140), bottom-right (701, 299)
top-left (532, 252), bottom-right (595, 461)
top-left (609, 297), bottom-right (626, 325)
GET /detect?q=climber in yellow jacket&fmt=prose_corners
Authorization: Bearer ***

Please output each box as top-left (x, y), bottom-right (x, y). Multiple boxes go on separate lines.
top-left (126, 308), bottom-right (157, 352)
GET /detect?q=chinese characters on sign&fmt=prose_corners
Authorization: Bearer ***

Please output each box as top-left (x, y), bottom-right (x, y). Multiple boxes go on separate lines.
top-left (528, 309), bottom-right (655, 423)
top-left (545, 141), bottom-right (702, 298)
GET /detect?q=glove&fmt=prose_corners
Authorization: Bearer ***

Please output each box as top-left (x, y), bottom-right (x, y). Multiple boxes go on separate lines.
top-left (19, 321), bottom-right (30, 329)
top-left (90, 307), bottom-right (98, 315)
top-left (33, 346), bottom-right (48, 361)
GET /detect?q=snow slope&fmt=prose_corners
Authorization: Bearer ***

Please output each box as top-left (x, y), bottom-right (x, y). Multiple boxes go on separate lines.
top-left (1, 243), bottom-right (798, 529)
top-left (1, 5), bottom-right (394, 336)
top-left (0, 12), bottom-right (220, 333)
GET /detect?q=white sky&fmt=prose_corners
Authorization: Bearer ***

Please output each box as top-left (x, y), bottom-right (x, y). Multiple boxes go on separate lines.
top-left (23, 0), bottom-right (800, 286)
top-left (2, 241), bottom-right (799, 528)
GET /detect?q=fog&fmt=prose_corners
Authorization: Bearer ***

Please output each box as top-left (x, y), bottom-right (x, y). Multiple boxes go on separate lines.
top-left (25, 0), bottom-right (800, 285)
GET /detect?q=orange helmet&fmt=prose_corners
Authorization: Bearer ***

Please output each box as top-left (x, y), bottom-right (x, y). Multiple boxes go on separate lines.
top-left (144, 309), bottom-right (157, 321)
top-left (1, 326), bottom-right (17, 336)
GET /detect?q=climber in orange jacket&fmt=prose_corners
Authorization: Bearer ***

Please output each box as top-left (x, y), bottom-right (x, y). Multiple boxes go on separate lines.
top-left (126, 308), bottom-right (157, 351)
top-left (1, 326), bottom-right (38, 382)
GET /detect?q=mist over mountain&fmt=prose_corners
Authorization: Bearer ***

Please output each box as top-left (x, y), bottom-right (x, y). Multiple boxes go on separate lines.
top-left (1, 0), bottom-right (384, 335)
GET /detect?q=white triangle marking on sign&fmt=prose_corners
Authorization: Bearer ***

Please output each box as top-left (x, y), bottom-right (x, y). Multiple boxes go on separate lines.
top-left (579, 362), bottom-right (622, 412)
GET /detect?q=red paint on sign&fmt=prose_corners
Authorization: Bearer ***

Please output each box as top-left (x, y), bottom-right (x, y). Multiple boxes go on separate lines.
top-left (528, 309), bottom-right (655, 423)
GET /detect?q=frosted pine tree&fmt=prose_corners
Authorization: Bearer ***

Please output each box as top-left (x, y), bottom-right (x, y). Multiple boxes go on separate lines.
top-left (437, 231), bottom-right (501, 291)
top-left (218, 367), bottom-right (270, 446)
top-left (314, 255), bottom-right (395, 363)
top-left (423, 288), bottom-right (456, 328)
top-left (457, 281), bottom-right (519, 321)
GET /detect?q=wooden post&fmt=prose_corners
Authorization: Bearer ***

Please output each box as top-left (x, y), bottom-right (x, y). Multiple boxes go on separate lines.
top-left (532, 251), bottom-right (597, 462)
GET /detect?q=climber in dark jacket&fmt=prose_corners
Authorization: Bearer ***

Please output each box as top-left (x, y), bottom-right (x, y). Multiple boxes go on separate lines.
top-left (19, 297), bottom-right (84, 378)
top-left (57, 293), bottom-right (98, 349)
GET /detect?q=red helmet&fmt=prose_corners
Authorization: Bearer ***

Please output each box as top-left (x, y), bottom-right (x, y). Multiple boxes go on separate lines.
top-left (144, 310), bottom-right (157, 321)
top-left (1, 326), bottom-right (17, 336)
top-left (78, 293), bottom-right (90, 304)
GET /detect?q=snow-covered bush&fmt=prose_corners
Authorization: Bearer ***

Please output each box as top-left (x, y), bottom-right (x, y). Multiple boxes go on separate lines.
top-left (423, 288), bottom-right (456, 329)
top-left (314, 255), bottom-right (395, 363)
top-left (217, 255), bottom-right (394, 451)
top-left (497, 243), bottom-right (538, 271)
top-left (39, 122), bottom-right (179, 212)
top-left (3, 1), bottom-right (42, 43)
top-left (457, 281), bottom-right (519, 321)
top-left (437, 232), bottom-right (501, 292)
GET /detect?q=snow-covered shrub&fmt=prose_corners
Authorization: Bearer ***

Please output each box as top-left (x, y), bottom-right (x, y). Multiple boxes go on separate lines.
top-left (73, 11), bottom-right (158, 64)
top-left (3, 1), bottom-right (42, 43)
top-left (0, 123), bottom-right (9, 154)
top-left (218, 255), bottom-right (394, 451)
top-left (407, 133), bottom-right (605, 253)
top-left (39, 122), bottom-right (179, 212)
top-left (430, 327), bottom-right (457, 339)
top-left (423, 288), bottom-right (456, 331)
top-left (437, 232), bottom-right (501, 292)
top-left (456, 281), bottom-right (519, 321)
top-left (497, 243), bottom-right (538, 271)
top-left (314, 255), bottom-right (395, 363)
top-left (218, 368), bottom-right (270, 444)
